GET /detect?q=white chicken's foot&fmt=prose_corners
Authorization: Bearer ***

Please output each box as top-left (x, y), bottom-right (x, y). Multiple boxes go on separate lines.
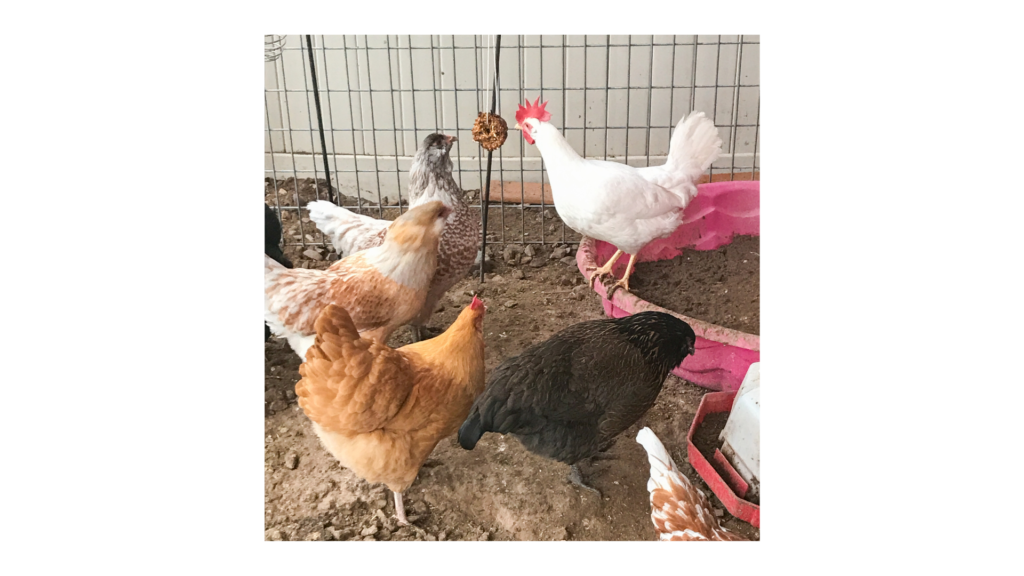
top-left (586, 249), bottom-right (624, 290)
top-left (394, 491), bottom-right (409, 526)
top-left (608, 254), bottom-right (638, 295)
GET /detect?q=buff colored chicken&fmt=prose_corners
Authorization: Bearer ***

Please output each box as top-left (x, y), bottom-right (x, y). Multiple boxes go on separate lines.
top-left (636, 427), bottom-right (746, 541)
top-left (265, 200), bottom-right (449, 360)
top-left (295, 298), bottom-right (486, 525)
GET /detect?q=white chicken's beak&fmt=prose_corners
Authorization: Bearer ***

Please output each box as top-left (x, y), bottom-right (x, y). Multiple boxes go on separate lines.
top-left (514, 122), bottom-right (522, 130)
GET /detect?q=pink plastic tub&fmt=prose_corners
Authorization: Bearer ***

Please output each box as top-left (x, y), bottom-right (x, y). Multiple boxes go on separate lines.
top-left (575, 181), bottom-right (760, 391)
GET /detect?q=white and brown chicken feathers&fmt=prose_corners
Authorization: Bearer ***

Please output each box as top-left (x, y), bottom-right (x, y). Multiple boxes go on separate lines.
top-left (265, 201), bottom-right (449, 360)
top-left (636, 427), bottom-right (746, 541)
top-left (307, 133), bottom-right (479, 339)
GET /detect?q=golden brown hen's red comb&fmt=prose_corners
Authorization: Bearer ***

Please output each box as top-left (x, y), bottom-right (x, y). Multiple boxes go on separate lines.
top-left (515, 97), bottom-right (551, 125)
top-left (470, 295), bottom-right (485, 311)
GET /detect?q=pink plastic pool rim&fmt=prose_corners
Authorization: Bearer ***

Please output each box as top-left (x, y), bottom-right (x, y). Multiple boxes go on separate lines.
top-left (575, 180), bottom-right (760, 391)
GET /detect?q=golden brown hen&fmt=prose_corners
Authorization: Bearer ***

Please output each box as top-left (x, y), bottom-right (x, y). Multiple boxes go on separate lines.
top-left (636, 427), bottom-right (747, 541)
top-left (295, 297), bottom-right (486, 524)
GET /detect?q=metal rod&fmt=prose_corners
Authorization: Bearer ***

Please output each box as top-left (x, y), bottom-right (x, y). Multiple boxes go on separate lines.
top-left (320, 35), bottom-right (344, 226)
top-left (729, 36), bottom-right (744, 180)
top-left (306, 35), bottom-right (335, 205)
top-left (273, 40), bottom-right (758, 51)
top-left (429, 35), bottom-right (440, 133)
top-left (472, 35), bottom-right (486, 211)
top-left (265, 90), bottom-right (283, 221)
top-left (278, 37), bottom-right (308, 248)
top-left (300, 35), bottom-right (322, 212)
top-left (360, 36), bottom-right (384, 217)
top-left (340, 36), bottom-right (364, 216)
top-left (645, 37), bottom-right (654, 170)
top-left (539, 37), bottom-right (546, 244)
top-left (518, 36), bottom-right (526, 245)
top-left (480, 35), bottom-right (500, 282)
top-left (450, 35), bottom-right (464, 190)
top-left (264, 83), bottom-right (761, 94)
top-left (385, 35), bottom-right (403, 211)
top-left (752, 95), bottom-right (760, 179)
top-left (561, 34), bottom-right (568, 243)
top-left (407, 35), bottom-right (419, 155)
top-left (604, 35), bottom-right (611, 161)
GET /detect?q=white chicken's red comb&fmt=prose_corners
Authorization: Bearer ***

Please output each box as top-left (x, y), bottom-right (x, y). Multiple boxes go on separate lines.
top-left (515, 97), bottom-right (551, 125)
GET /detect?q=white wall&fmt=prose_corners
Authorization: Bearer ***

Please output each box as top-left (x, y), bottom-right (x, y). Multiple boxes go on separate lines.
top-left (265, 35), bottom-right (759, 201)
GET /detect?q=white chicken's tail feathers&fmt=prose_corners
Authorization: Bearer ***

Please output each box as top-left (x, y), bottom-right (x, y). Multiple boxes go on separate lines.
top-left (307, 200), bottom-right (388, 257)
top-left (636, 427), bottom-right (694, 495)
top-left (665, 111), bottom-right (723, 184)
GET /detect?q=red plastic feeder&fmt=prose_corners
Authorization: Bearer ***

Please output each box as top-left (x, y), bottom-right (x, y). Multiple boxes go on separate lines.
top-left (687, 391), bottom-right (760, 527)
top-left (575, 180), bottom-right (760, 392)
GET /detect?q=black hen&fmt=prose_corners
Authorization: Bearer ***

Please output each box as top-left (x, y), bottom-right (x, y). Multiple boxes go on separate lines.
top-left (458, 312), bottom-right (696, 493)
top-left (265, 204), bottom-right (293, 341)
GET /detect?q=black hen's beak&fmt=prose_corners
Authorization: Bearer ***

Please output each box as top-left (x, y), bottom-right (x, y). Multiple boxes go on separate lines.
top-left (444, 135), bottom-right (457, 148)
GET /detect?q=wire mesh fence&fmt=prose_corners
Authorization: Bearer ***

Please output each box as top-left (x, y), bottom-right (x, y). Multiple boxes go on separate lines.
top-left (264, 35), bottom-right (759, 257)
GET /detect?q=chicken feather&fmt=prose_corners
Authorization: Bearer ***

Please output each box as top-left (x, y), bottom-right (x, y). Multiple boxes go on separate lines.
top-left (307, 134), bottom-right (478, 336)
top-left (516, 103), bottom-right (722, 291)
top-left (636, 427), bottom-right (747, 541)
top-left (265, 201), bottom-right (449, 359)
top-left (295, 299), bottom-right (486, 524)
top-left (459, 312), bottom-right (696, 492)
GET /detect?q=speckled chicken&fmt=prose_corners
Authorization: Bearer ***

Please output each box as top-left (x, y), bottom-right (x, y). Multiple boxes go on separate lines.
top-left (636, 427), bottom-right (746, 541)
top-left (458, 312), bottom-right (696, 493)
top-left (307, 133), bottom-right (479, 341)
top-left (296, 298), bottom-right (486, 525)
top-left (265, 201), bottom-right (449, 360)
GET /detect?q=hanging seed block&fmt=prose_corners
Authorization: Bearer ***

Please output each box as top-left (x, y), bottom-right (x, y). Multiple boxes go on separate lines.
top-left (472, 112), bottom-right (508, 151)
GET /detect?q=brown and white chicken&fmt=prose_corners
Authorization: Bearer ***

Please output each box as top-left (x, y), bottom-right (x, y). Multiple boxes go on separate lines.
top-left (265, 201), bottom-right (449, 360)
top-left (307, 133), bottom-right (479, 341)
top-left (296, 298), bottom-right (486, 525)
top-left (636, 427), bottom-right (746, 541)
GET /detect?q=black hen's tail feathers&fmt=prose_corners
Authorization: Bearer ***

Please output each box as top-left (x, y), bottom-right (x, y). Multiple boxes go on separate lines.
top-left (458, 410), bottom-right (484, 450)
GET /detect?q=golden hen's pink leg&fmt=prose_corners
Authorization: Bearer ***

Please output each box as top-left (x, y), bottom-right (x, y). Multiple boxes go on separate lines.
top-left (608, 254), bottom-right (638, 294)
top-left (585, 249), bottom-right (624, 289)
top-left (394, 491), bottom-right (409, 526)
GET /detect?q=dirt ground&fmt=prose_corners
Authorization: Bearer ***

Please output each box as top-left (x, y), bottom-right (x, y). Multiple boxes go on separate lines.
top-left (630, 235), bottom-right (760, 335)
top-left (264, 178), bottom-right (759, 541)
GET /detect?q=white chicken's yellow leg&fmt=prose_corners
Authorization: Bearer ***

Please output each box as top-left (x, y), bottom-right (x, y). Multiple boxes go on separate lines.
top-left (394, 491), bottom-right (409, 526)
top-left (586, 249), bottom-right (624, 289)
top-left (609, 254), bottom-right (638, 294)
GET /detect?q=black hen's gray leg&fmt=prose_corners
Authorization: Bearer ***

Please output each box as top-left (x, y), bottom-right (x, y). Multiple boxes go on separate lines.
top-left (568, 464), bottom-right (602, 497)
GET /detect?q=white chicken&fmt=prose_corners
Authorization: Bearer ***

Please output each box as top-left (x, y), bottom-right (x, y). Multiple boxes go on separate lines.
top-left (515, 98), bottom-right (722, 292)
top-left (636, 427), bottom-right (746, 541)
